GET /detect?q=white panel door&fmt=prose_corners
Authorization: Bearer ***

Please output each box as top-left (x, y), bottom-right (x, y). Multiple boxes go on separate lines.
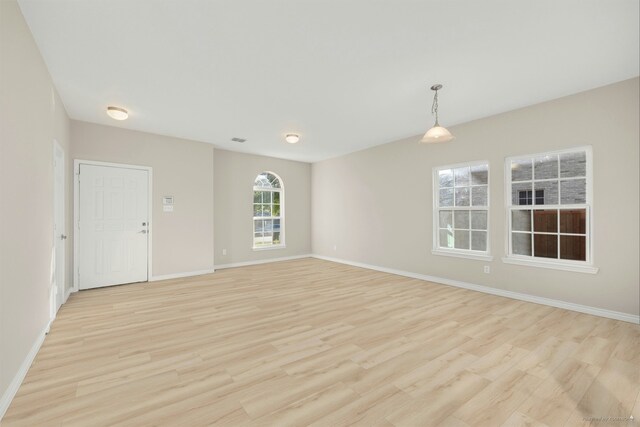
top-left (78, 164), bottom-right (149, 289)
top-left (53, 141), bottom-right (66, 314)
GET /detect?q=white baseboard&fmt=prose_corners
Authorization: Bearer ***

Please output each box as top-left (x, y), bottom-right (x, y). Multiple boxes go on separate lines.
top-left (311, 254), bottom-right (640, 324)
top-left (63, 287), bottom-right (72, 303)
top-left (215, 254), bottom-right (312, 270)
top-left (0, 321), bottom-right (51, 421)
top-left (149, 268), bottom-right (216, 282)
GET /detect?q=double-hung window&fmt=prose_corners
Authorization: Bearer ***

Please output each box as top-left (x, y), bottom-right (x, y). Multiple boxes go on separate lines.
top-left (433, 161), bottom-right (491, 260)
top-left (505, 146), bottom-right (596, 273)
top-left (253, 172), bottom-right (284, 249)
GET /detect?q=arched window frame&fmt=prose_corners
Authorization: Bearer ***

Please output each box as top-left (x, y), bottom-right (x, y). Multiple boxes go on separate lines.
top-left (252, 172), bottom-right (285, 250)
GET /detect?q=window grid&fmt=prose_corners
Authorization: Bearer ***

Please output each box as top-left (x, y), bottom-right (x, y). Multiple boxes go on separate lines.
top-left (510, 207), bottom-right (589, 259)
top-left (507, 147), bottom-right (591, 265)
top-left (252, 172), bottom-right (284, 249)
top-left (434, 162), bottom-right (490, 256)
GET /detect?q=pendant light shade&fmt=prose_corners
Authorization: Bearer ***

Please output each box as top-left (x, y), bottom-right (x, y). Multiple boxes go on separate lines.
top-left (421, 125), bottom-right (454, 143)
top-left (420, 84), bottom-right (454, 144)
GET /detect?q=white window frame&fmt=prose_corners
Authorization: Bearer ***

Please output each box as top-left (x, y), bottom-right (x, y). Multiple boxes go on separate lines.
top-left (503, 146), bottom-right (598, 274)
top-left (252, 171), bottom-right (286, 250)
top-left (432, 160), bottom-right (493, 262)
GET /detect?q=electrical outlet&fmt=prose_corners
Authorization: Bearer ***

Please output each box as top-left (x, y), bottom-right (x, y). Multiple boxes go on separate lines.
top-left (483, 265), bottom-right (490, 274)
top-left (222, 249), bottom-right (227, 256)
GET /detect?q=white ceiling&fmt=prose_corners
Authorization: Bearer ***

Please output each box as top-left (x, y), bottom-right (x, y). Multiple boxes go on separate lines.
top-left (19, 0), bottom-right (639, 162)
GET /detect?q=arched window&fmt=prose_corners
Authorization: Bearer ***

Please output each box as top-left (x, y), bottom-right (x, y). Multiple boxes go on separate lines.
top-left (253, 172), bottom-right (284, 248)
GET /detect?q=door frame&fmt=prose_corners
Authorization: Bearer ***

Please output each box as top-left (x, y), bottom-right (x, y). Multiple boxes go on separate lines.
top-left (51, 139), bottom-right (65, 321)
top-left (73, 159), bottom-right (153, 292)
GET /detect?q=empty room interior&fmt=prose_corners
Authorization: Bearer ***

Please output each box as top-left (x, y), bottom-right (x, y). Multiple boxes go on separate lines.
top-left (1, 0), bottom-right (639, 425)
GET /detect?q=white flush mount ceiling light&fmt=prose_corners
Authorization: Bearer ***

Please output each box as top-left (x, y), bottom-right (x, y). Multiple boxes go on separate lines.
top-left (285, 133), bottom-right (300, 144)
top-left (106, 106), bottom-right (128, 120)
top-left (420, 84), bottom-right (454, 144)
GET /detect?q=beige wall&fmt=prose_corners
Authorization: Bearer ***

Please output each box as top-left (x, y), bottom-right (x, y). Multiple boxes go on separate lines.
top-left (312, 78), bottom-right (640, 317)
top-left (0, 0), bottom-right (71, 404)
top-left (71, 121), bottom-right (215, 277)
top-left (71, 124), bottom-right (313, 275)
top-left (214, 149), bottom-right (311, 266)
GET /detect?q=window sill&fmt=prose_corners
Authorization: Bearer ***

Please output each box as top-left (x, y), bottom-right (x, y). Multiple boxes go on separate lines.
top-left (252, 244), bottom-right (286, 251)
top-left (432, 249), bottom-right (494, 262)
top-left (502, 257), bottom-right (599, 274)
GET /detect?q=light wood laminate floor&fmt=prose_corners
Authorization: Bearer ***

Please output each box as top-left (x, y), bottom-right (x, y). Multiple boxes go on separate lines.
top-left (4, 258), bottom-right (639, 426)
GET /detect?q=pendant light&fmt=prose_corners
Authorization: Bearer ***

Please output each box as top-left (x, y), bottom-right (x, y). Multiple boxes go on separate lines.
top-left (420, 84), bottom-right (454, 144)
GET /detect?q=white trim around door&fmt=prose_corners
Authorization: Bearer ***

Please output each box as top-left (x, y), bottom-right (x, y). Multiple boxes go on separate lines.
top-left (73, 159), bottom-right (153, 292)
top-left (52, 140), bottom-right (66, 321)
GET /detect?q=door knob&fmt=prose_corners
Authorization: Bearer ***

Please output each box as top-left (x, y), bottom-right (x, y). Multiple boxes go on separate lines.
top-left (60, 234), bottom-right (67, 240)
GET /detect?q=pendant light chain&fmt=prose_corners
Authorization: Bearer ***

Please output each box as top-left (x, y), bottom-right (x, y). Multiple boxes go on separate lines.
top-left (431, 88), bottom-right (440, 126)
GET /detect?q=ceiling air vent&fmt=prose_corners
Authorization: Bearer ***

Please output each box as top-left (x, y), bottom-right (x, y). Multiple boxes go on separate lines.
top-left (231, 137), bottom-right (246, 143)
